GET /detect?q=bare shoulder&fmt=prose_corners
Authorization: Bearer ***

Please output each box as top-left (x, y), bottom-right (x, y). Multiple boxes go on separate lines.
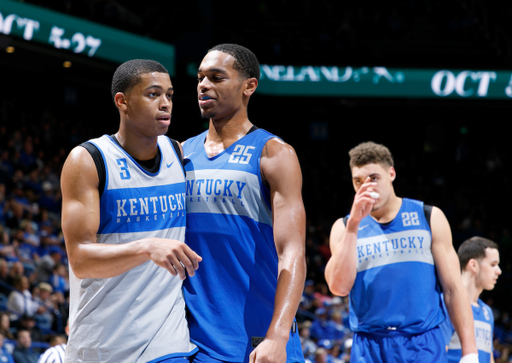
top-left (260, 138), bottom-right (300, 183)
top-left (262, 137), bottom-right (297, 159)
top-left (430, 206), bottom-right (452, 247)
top-left (61, 145), bottom-right (99, 193)
top-left (330, 218), bottom-right (347, 247)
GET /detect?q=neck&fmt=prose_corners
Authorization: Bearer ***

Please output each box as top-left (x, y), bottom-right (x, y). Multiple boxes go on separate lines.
top-left (461, 270), bottom-right (482, 305)
top-left (115, 127), bottom-right (158, 161)
top-left (370, 193), bottom-right (401, 223)
top-left (205, 116), bottom-right (253, 157)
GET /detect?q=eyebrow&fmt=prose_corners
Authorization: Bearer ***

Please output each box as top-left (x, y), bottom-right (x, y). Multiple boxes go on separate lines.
top-left (353, 173), bottom-right (380, 180)
top-left (144, 85), bottom-right (174, 92)
top-left (197, 67), bottom-right (226, 74)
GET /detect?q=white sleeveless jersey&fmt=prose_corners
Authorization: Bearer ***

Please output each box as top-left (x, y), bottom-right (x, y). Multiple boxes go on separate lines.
top-left (66, 135), bottom-right (196, 363)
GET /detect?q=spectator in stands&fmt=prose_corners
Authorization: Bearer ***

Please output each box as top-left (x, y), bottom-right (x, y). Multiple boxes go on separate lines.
top-left (0, 312), bottom-right (14, 341)
top-left (340, 338), bottom-right (352, 362)
top-left (33, 248), bottom-right (62, 286)
top-left (0, 332), bottom-right (14, 363)
top-left (299, 321), bottom-right (316, 361)
top-left (5, 263), bottom-right (24, 287)
top-left (12, 329), bottom-right (38, 363)
top-left (301, 279), bottom-right (316, 313)
top-left (0, 258), bottom-right (11, 298)
top-left (314, 347), bottom-right (327, 363)
top-left (49, 265), bottom-right (66, 297)
top-left (310, 307), bottom-right (330, 340)
top-left (6, 277), bottom-right (39, 319)
top-left (33, 283), bottom-right (55, 331)
top-left (14, 316), bottom-right (44, 355)
top-left (326, 311), bottom-right (345, 342)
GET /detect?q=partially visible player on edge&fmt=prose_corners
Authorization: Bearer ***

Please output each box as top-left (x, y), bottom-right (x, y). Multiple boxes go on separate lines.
top-left (441, 237), bottom-right (501, 363)
top-left (182, 43), bottom-right (306, 363)
top-left (324, 141), bottom-right (478, 363)
top-left (37, 320), bottom-right (69, 363)
top-left (61, 59), bottom-right (201, 362)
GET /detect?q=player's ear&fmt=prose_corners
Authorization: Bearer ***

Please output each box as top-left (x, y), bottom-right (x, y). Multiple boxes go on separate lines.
top-left (389, 166), bottom-right (396, 182)
top-left (243, 77), bottom-right (258, 97)
top-left (114, 92), bottom-right (128, 111)
top-left (467, 258), bottom-right (478, 274)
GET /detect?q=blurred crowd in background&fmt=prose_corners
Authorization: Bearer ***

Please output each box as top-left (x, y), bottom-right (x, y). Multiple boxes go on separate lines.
top-left (1, 90), bottom-right (512, 363)
top-left (1, 0), bottom-right (512, 362)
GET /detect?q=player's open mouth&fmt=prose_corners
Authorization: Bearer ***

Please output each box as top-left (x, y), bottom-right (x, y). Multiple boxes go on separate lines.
top-left (199, 94), bottom-right (214, 107)
top-left (157, 115), bottom-right (170, 123)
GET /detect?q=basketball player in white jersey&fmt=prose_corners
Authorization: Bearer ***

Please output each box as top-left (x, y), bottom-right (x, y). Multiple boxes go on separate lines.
top-left (61, 59), bottom-right (201, 362)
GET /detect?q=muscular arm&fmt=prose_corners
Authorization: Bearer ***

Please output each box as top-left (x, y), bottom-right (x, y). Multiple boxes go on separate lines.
top-left (325, 178), bottom-right (376, 296)
top-left (61, 146), bottom-right (200, 280)
top-left (431, 207), bottom-right (477, 357)
top-left (250, 138), bottom-right (306, 363)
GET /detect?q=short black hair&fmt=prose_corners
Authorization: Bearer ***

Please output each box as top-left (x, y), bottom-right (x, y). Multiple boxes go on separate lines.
top-left (209, 44), bottom-right (260, 80)
top-left (458, 236), bottom-right (499, 271)
top-left (111, 59), bottom-right (168, 102)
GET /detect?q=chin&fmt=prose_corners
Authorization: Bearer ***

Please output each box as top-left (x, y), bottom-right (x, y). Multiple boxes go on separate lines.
top-left (200, 109), bottom-right (215, 120)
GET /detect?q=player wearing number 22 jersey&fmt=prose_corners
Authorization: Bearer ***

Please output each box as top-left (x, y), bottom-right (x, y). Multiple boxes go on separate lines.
top-left (325, 142), bottom-right (478, 363)
top-left (349, 198), bottom-right (444, 335)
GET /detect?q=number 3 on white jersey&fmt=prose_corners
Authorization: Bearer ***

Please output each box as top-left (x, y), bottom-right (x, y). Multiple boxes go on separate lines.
top-left (228, 145), bottom-right (255, 164)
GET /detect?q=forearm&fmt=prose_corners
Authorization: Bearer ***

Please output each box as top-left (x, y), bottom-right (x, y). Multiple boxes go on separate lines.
top-left (69, 238), bottom-right (151, 279)
top-left (444, 285), bottom-right (478, 355)
top-left (325, 219), bottom-right (359, 296)
top-left (266, 248), bottom-right (306, 342)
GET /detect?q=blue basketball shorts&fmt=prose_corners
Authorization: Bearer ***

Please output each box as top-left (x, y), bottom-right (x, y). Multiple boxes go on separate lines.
top-left (351, 325), bottom-right (448, 363)
top-left (189, 326), bottom-right (304, 363)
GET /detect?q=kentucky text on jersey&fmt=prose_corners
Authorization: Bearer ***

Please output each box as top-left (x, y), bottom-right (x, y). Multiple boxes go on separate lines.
top-left (116, 192), bottom-right (186, 221)
top-left (186, 178), bottom-right (247, 204)
top-left (356, 229), bottom-right (433, 272)
top-left (99, 183), bottom-right (186, 234)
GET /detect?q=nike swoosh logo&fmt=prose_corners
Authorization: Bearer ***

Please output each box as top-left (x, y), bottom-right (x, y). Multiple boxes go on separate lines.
top-left (184, 152), bottom-right (195, 159)
top-left (166, 162), bottom-right (174, 168)
top-left (358, 225), bottom-right (369, 231)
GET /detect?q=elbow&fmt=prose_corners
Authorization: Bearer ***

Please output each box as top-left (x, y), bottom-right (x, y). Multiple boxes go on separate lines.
top-left (327, 281), bottom-right (350, 297)
top-left (68, 258), bottom-right (89, 280)
top-left (325, 270), bottom-right (351, 297)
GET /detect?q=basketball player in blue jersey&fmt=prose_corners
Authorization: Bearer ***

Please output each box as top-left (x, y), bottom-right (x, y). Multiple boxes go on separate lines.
top-left (182, 44), bottom-right (306, 363)
top-left (60, 59), bottom-right (201, 362)
top-left (325, 141), bottom-right (478, 363)
top-left (441, 237), bottom-right (501, 363)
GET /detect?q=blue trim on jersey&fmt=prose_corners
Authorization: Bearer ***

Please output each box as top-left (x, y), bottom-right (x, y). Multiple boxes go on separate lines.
top-left (147, 347), bottom-right (199, 363)
top-left (87, 138), bottom-right (110, 195)
top-left (165, 137), bottom-right (186, 180)
top-left (94, 135), bottom-right (164, 177)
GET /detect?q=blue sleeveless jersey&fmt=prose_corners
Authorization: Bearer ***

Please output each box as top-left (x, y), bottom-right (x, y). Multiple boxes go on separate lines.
top-left (66, 135), bottom-right (196, 363)
top-left (183, 129), bottom-right (303, 362)
top-left (349, 198), bottom-right (446, 334)
top-left (441, 298), bottom-right (494, 363)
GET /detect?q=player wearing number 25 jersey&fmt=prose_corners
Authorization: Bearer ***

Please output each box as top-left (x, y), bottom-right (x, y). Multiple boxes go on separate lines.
top-left (182, 43), bottom-right (306, 363)
top-left (183, 127), bottom-right (304, 362)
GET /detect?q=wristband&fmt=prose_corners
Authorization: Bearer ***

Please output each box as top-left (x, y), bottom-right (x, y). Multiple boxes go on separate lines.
top-left (459, 353), bottom-right (478, 363)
